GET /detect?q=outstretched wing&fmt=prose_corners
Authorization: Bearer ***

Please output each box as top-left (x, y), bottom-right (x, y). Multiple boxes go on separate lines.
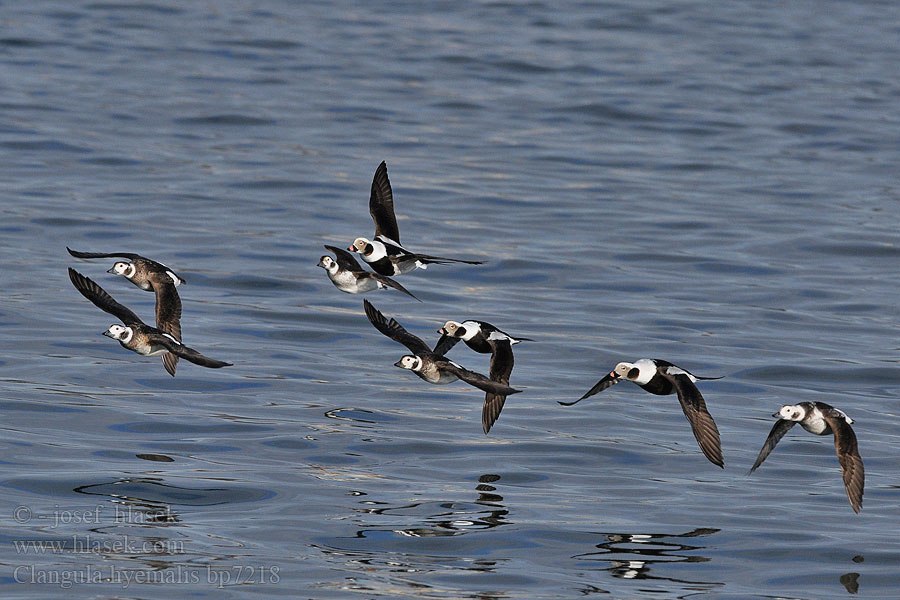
top-left (67, 247), bottom-right (143, 261)
top-left (439, 360), bottom-right (521, 396)
top-left (748, 419), bottom-right (796, 474)
top-left (325, 245), bottom-right (365, 272)
top-left (68, 268), bottom-right (145, 326)
top-left (824, 411), bottom-right (864, 514)
top-left (369, 161), bottom-right (400, 244)
top-left (370, 273), bottom-right (421, 301)
top-left (153, 282), bottom-right (182, 376)
top-left (482, 340), bottom-right (515, 434)
top-left (559, 371), bottom-right (621, 406)
top-left (363, 299), bottom-right (430, 355)
top-left (660, 368), bottom-right (724, 468)
top-left (432, 334), bottom-right (461, 356)
top-left (149, 333), bottom-right (232, 369)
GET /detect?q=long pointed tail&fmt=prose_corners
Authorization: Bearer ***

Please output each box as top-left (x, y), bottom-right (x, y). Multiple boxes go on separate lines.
top-left (417, 254), bottom-right (483, 265)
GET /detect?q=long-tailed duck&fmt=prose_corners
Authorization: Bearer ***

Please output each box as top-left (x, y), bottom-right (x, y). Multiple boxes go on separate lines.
top-left (561, 358), bottom-right (724, 468)
top-left (436, 320), bottom-right (531, 433)
top-left (68, 268), bottom-right (231, 375)
top-left (348, 161), bottom-right (483, 276)
top-left (318, 245), bottom-right (419, 300)
top-left (67, 247), bottom-right (184, 374)
top-left (749, 401), bottom-right (864, 513)
top-left (436, 320), bottom-right (532, 354)
top-left (363, 300), bottom-right (520, 409)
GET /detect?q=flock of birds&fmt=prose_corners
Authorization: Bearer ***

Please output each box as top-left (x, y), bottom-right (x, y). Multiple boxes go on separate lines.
top-left (65, 161), bottom-right (864, 514)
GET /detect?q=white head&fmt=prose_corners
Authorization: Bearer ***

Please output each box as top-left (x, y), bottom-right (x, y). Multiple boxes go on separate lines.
top-left (351, 237), bottom-right (388, 261)
top-left (317, 256), bottom-right (338, 273)
top-left (438, 320), bottom-right (463, 337)
top-left (103, 324), bottom-right (133, 343)
top-left (108, 261), bottom-right (136, 278)
top-left (776, 404), bottom-right (807, 422)
top-left (349, 237), bottom-right (370, 254)
top-left (613, 362), bottom-right (637, 379)
top-left (393, 355), bottom-right (422, 371)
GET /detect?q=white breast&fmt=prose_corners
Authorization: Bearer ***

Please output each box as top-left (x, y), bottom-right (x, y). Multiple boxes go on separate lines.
top-left (800, 407), bottom-right (829, 435)
top-left (631, 359), bottom-right (658, 385)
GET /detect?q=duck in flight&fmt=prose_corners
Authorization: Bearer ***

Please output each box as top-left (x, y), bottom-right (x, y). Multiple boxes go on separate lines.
top-left (436, 320), bottom-right (531, 434)
top-left (749, 401), bottom-right (864, 513)
top-left (68, 268), bottom-right (231, 375)
top-left (318, 245), bottom-right (419, 300)
top-left (348, 161), bottom-right (483, 276)
top-left (67, 247), bottom-right (185, 374)
top-left (362, 300), bottom-right (521, 431)
top-left (561, 358), bottom-right (724, 468)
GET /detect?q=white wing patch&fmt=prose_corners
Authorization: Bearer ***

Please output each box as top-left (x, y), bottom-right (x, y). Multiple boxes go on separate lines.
top-left (664, 365), bottom-right (698, 382)
top-left (834, 407), bottom-right (854, 424)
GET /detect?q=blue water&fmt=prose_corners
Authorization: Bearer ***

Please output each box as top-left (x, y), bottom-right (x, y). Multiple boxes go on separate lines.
top-left (1, 1), bottom-right (899, 598)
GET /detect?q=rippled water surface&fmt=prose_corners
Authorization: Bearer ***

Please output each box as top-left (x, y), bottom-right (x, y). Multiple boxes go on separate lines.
top-left (2, 1), bottom-right (899, 598)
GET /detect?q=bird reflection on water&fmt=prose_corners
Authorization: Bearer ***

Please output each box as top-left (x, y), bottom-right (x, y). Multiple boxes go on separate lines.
top-left (354, 473), bottom-right (509, 538)
top-left (572, 528), bottom-right (723, 586)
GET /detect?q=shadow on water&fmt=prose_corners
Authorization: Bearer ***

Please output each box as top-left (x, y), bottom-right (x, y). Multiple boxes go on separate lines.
top-left (572, 528), bottom-right (723, 588)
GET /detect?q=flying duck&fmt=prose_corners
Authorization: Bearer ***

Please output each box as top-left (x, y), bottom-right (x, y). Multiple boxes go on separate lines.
top-left (318, 245), bottom-right (419, 300)
top-left (436, 320), bottom-right (531, 433)
top-left (362, 299), bottom-right (521, 429)
top-left (68, 268), bottom-right (231, 375)
top-left (749, 401), bottom-right (864, 513)
top-left (348, 161), bottom-right (483, 276)
top-left (67, 247), bottom-right (184, 374)
top-left (561, 358), bottom-right (724, 468)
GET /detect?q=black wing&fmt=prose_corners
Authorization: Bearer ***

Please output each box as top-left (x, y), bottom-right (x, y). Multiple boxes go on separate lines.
top-left (439, 360), bottom-right (521, 396)
top-left (823, 411), bottom-right (864, 514)
top-left (153, 283), bottom-right (182, 376)
top-left (369, 161), bottom-right (400, 244)
top-left (433, 334), bottom-right (461, 356)
top-left (748, 419), bottom-right (796, 474)
top-left (559, 370), bottom-right (621, 406)
top-left (482, 340), bottom-right (515, 435)
top-left (325, 245), bottom-right (365, 272)
top-left (660, 369), bottom-right (724, 468)
top-left (149, 333), bottom-right (232, 369)
top-left (67, 247), bottom-right (144, 261)
top-left (363, 299), bottom-right (430, 355)
top-left (370, 273), bottom-right (421, 301)
top-left (488, 339), bottom-right (515, 384)
top-left (68, 268), bottom-right (145, 326)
